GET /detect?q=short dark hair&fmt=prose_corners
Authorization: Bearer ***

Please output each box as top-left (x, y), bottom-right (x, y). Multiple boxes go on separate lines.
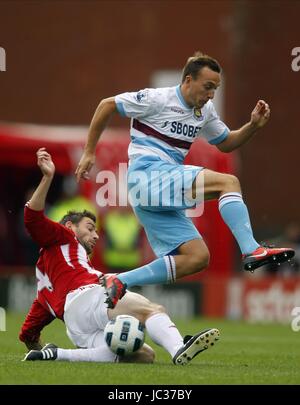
top-left (181, 51), bottom-right (221, 83)
top-left (59, 210), bottom-right (96, 225)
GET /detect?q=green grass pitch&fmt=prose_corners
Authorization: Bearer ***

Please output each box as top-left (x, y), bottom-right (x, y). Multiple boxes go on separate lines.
top-left (0, 312), bottom-right (299, 385)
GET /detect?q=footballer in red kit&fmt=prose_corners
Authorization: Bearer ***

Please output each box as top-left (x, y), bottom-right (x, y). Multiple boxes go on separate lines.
top-left (23, 206), bottom-right (101, 319)
top-left (19, 205), bottom-right (101, 344)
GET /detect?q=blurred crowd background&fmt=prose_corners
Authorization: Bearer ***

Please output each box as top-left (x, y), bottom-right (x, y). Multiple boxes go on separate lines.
top-left (0, 0), bottom-right (299, 322)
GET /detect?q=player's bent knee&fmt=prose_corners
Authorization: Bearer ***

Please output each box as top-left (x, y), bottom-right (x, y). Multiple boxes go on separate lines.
top-left (111, 292), bottom-right (166, 324)
top-left (140, 302), bottom-right (166, 323)
top-left (196, 252), bottom-right (210, 271)
top-left (224, 174), bottom-right (241, 191)
top-left (154, 304), bottom-right (166, 314)
top-left (202, 250), bottom-right (210, 268)
top-left (189, 250), bottom-right (210, 274)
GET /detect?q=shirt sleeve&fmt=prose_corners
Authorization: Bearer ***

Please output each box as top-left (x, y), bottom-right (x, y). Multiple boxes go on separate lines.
top-left (24, 204), bottom-right (75, 247)
top-left (201, 101), bottom-right (230, 145)
top-left (115, 88), bottom-right (164, 119)
top-left (19, 299), bottom-right (55, 343)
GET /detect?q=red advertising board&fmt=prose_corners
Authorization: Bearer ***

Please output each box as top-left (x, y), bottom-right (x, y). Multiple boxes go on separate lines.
top-left (202, 275), bottom-right (300, 322)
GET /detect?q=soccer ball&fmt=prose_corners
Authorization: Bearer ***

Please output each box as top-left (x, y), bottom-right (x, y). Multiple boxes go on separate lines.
top-left (104, 315), bottom-right (145, 356)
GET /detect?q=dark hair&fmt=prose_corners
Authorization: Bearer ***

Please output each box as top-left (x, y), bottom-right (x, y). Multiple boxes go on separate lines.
top-left (181, 51), bottom-right (221, 83)
top-left (59, 210), bottom-right (96, 225)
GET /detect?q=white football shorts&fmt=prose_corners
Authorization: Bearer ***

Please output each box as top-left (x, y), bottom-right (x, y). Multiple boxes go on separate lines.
top-left (63, 284), bottom-right (114, 360)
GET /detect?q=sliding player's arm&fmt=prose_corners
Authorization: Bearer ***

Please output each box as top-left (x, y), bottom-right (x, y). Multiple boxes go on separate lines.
top-left (28, 147), bottom-right (55, 211)
top-left (25, 148), bottom-right (74, 247)
top-left (19, 299), bottom-right (55, 351)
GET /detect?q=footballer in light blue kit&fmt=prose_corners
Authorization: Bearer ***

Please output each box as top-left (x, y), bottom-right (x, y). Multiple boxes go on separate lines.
top-left (115, 85), bottom-right (229, 258)
top-left (76, 51), bottom-right (294, 309)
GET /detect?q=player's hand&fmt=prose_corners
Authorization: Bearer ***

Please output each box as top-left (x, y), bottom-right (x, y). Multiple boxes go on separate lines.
top-left (250, 100), bottom-right (271, 129)
top-left (75, 151), bottom-right (96, 182)
top-left (37, 148), bottom-right (55, 177)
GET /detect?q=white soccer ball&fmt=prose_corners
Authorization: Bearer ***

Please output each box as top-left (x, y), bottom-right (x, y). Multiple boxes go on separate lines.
top-left (104, 315), bottom-right (145, 356)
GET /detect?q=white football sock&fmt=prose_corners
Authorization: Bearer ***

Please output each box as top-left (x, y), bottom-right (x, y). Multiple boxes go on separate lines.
top-left (57, 345), bottom-right (117, 362)
top-left (145, 312), bottom-right (183, 358)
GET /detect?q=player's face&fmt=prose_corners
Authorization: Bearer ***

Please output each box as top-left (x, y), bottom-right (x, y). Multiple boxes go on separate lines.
top-left (74, 217), bottom-right (99, 255)
top-left (184, 67), bottom-right (221, 108)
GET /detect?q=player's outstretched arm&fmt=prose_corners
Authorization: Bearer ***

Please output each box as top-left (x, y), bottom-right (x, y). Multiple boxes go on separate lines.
top-left (24, 149), bottom-right (76, 247)
top-left (28, 147), bottom-right (55, 211)
top-left (75, 97), bottom-right (117, 182)
top-left (217, 100), bottom-right (271, 153)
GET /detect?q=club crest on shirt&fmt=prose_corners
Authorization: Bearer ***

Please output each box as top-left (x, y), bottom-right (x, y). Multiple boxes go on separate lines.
top-left (193, 107), bottom-right (204, 121)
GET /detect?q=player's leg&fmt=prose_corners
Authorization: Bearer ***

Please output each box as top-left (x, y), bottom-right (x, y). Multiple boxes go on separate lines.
top-left (22, 342), bottom-right (116, 363)
top-left (109, 290), bottom-right (219, 365)
top-left (109, 291), bottom-right (184, 358)
top-left (55, 337), bottom-right (154, 364)
top-left (23, 339), bottom-right (155, 363)
top-left (103, 236), bottom-right (209, 308)
top-left (102, 203), bottom-right (211, 308)
top-left (55, 343), bottom-right (118, 362)
top-left (115, 238), bottom-right (208, 283)
top-left (199, 168), bottom-right (260, 254)
top-left (193, 169), bottom-right (294, 270)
